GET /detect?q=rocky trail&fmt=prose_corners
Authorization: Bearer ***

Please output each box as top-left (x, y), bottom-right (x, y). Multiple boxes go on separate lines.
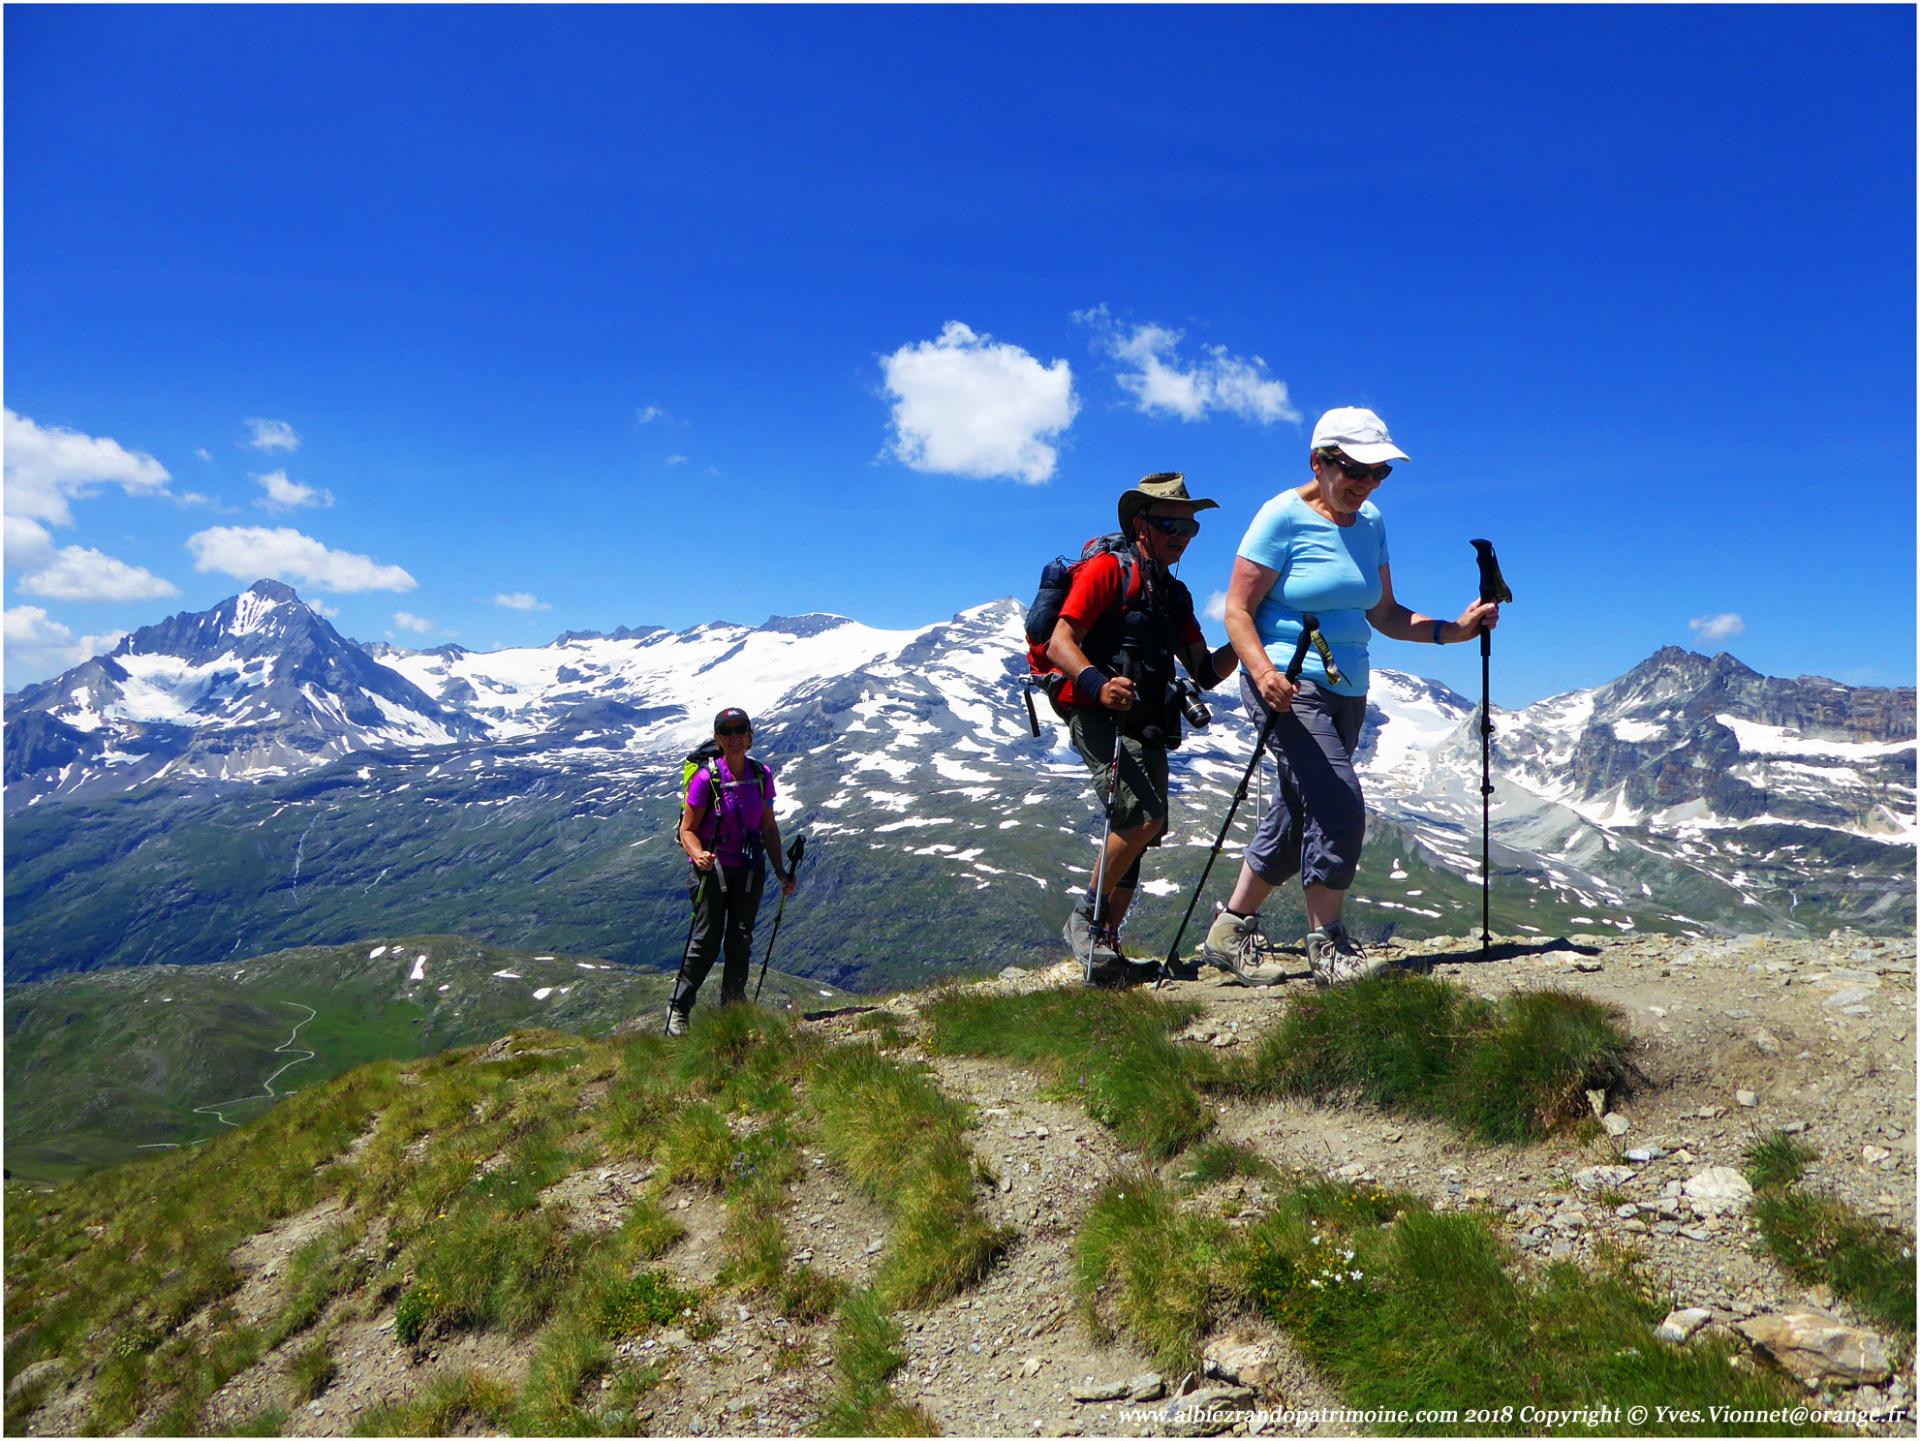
top-left (14, 928), bottom-right (1914, 1438)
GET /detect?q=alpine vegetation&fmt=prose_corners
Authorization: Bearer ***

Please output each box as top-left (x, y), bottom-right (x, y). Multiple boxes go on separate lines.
top-left (1243, 973), bottom-right (1639, 1143)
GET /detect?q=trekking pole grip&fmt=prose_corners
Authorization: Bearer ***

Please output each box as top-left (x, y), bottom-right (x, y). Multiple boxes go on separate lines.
top-left (1283, 613), bottom-right (1320, 683)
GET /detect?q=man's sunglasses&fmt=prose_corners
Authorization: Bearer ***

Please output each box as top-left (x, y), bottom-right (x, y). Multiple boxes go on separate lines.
top-left (716, 724), bottom-right (751, 737)
top-left (1142, 515), bottom-right (1201, 539)
top-left (1325, 453), bottom-right (1391, 483)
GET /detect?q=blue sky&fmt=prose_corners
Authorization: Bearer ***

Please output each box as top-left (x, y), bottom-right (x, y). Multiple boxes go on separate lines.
top-left (6, 5), bottom-right (1913, 705)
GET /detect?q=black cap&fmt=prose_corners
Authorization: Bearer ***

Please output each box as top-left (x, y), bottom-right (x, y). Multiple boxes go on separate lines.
top-left (714, 707), bottom-right (751, 731)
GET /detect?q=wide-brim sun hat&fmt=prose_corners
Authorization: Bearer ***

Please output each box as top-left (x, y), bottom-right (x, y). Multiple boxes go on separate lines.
top-left (1117, 471), bottom-right (1219, 534)
top-left (1311, 406), bottom-right (1409, 466)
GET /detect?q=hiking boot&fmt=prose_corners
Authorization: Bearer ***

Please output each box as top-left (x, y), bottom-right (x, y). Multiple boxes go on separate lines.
top-left (664, 1004), bottom-right (690, 1037)
top-left (1064, 904), bottom-right (1120, 967)
top-left (1199, 908), bottom-right (1288, 987)
top-left (1305, 922), bottom-right (1390, 988)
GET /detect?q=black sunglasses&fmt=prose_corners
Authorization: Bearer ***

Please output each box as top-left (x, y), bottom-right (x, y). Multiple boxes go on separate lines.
top-left (1141, 515), bottom-right (1201, 538)
top-left (1325, 453), bottom-right (1391, 483)
top-left (716, 724), bottom-right (751, 737)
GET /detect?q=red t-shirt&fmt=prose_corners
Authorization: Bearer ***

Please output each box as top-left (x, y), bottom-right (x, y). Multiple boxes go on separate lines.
top-left (1054, 554), bottom-right (1205, 708)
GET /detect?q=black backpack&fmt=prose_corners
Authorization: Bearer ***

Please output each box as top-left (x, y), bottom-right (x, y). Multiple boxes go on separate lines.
top-left (1023, 533), bottom-right (1139, 673)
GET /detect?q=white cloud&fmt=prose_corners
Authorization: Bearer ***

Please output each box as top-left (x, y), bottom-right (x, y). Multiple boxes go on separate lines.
top-left (1203, 590), bottom-right (1228, 624)
top-left (195, 447), bottom-right (213, 462)
top-left (493, 592), bottom-right (551, 612)
top-left (5, 606), bottom-right (127, 682)
top-left (3, 409), bottom-right (173, 526)
top-left (308, 598), bottom-right (341, 619)
top-left (1074, 306), bottom-right (1300, 425)
top-left (393, 611), bottom-right (435, 635)
top-left (243, 417), bottom-right (300, 452)
top-left (16, 546), bottom-right (181, 602)
top-left (6, 515), bottom-right (54, 571)
top-left (253, 470), bottom-right (334, 511)
top-left (665, 454), bottom-right (688, 467)
top-left (636, 405), bottom-right (670, 425)
top-left (185, 526), bottom-right (416, 593)
top-left (1689, 612), bottom-right (1746, 644)
top-left (881, 321), bottom-right (1077, 485)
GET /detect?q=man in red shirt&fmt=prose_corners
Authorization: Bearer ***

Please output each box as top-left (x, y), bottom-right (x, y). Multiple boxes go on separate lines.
top-left (1046, 473), bottom-right (1240, 981)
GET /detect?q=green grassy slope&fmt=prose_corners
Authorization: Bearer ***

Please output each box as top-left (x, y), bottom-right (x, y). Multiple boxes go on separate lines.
top-left (3, 935), bottom-right (847, 1181)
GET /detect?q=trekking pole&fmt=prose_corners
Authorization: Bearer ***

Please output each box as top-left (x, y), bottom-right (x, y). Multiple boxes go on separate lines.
top-left (753, 834), bottom-right (807, 1003)
top-left (1156, 615), bottom-right (1321, 988)
top-left (1469, 540), bottom-right (1513, 959)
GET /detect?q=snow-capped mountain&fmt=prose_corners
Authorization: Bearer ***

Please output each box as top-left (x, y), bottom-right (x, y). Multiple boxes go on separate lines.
top-left (4, 583), bottom-right (1912, 988)
top-left (378, 613), bottom-right (931, 748)
top-left (4, 580), bottom-right (485, 799)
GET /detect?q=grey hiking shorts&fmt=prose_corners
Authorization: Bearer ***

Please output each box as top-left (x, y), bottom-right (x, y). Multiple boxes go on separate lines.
top-left (1068, 707), bottom-right (1169, 833)
top-left (1242, 671), bottom-right (1368, 891)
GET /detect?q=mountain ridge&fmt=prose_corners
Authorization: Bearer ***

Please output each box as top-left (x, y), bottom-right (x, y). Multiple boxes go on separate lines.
top-left (4, 584), bottom-right (1912, 991)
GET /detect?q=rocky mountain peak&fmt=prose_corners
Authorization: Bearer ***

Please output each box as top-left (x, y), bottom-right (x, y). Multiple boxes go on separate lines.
top-left (759, 613), bottom-right (856, 638)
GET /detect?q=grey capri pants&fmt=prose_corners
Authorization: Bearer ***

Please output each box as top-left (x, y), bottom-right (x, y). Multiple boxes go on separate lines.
top-left (1241, 670), bottom-right (1369, 891)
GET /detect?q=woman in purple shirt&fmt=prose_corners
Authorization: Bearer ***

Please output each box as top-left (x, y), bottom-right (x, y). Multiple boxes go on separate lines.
top-left (667, 707), bottom-right (798, 1035)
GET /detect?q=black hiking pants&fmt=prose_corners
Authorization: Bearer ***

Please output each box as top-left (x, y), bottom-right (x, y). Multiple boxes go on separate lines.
top-left (672, 863), bottom-right (766, 1014)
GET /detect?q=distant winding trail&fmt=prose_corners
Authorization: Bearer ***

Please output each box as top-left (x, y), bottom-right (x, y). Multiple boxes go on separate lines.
top-left (136, 1001), bottom-right (321, 1146)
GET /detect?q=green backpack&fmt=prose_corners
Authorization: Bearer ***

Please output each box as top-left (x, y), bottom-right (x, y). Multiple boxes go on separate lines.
top-left (679, 742), bottom-right (771, 860)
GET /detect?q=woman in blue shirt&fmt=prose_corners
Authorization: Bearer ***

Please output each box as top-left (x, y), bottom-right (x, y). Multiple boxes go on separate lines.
top-left (1201, 407), bottom-right (1500, 987)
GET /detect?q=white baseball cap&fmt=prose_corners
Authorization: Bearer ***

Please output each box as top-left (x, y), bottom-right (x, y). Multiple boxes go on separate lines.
top-left (1310, 406), bottom-right (1409, 466)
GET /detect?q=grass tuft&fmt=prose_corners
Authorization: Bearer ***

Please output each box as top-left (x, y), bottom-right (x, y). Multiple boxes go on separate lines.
top-left (1244, 974), bottom-right (1635, 1144)
top-left (810, 1045), bottom-right (1008, 1308)
top-left (221, 1405), bottom-right (290, 1436)
top-left (656, 1102), bottom-right (736, 1190)
top-left (403, 1199), bottom-right (579, 1340)
top-left (1447, 990), bottom-right (1638, 1141)
top-left (1744, 1130), bottom-right (1818, 1192)
top-left (286, 1336), bottom-right (336, 1405)
top-left (267, 1226), bottom-right (363, 1350)
top-left (1744, 1133), bottom-right (1915, 1337)
top-left (1178, 1139), bottom-right (1279, 1188)
top-left (583, 1267), bottom-right (700, 1338)
top-left (1075, 1174), bottom-right (1231, 1373)
top-left (513, 1315), bottom-right (611, 1435)
top-left (350, 1369), bottom-right (517, 1437)
top-left (925, 987), bottom-right (1218, 1158)
top-left (814, 1290), bottom-right (940, 1437)
top-left (672, 1003), bottom-right (817, 1116)
top-left (1232, 1180), bottom-right (1803, 1432)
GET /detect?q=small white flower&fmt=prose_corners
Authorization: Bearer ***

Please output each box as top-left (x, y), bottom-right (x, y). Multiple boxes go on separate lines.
top-left (1350, 1270), bottom-right (1363, 1281)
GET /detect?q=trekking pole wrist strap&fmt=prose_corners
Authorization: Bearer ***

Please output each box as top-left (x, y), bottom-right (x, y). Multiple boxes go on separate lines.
top-left (1077, 665), bottom-right (1111, 698)
top-left (1433, 619), bottom-right (1447, 644)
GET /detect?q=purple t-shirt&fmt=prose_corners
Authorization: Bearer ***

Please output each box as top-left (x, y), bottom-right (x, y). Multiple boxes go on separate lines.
top-left (686, 760), bottom-right (775, 867)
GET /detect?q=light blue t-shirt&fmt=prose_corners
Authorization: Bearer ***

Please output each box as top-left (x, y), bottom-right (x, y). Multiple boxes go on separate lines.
top-left (1236, 489), bottom-right (1388, 697)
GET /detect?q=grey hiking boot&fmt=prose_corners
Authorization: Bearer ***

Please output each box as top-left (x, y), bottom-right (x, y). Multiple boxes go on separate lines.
top-left (1305, 922), bottom-right (1390, 988)
top-left (1199, 908), bottom-right (1288, 987)
top-left (664, 1004), bottom-right (690, 1037)
top-left (1064, 904), bottom-right (1120, 968)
